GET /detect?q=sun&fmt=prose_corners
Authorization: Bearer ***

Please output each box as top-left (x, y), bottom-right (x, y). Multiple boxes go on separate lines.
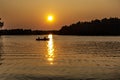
top-left (47, 15), bottom-right (53, 22)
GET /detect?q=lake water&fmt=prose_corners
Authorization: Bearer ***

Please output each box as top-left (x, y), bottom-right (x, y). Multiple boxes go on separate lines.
top-left (0, 35), bottom-right (120, 80)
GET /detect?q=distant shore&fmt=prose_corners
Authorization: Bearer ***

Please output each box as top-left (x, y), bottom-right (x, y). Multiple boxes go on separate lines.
top-left (0, 17), bottom-right (120, 36)
top-left (0, 29), bottom-right (120, 36)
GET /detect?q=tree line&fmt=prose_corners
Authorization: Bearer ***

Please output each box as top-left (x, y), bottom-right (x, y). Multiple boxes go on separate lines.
top-left (0, 17), bottom-right (120, 36)
top-left (0, 29), bottom-right (58, 35)
top-left (59, 17), bottom-right (120, 36)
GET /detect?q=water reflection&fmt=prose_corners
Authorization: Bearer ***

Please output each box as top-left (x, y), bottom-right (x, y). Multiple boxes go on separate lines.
top-left (46, 34), bottom-right (54, 65)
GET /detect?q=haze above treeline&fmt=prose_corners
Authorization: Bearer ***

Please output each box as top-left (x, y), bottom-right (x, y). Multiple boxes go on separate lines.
top-left (0, 0), bottom-right (120, 30)
top-left (0, 17), bottom-right (120, 36)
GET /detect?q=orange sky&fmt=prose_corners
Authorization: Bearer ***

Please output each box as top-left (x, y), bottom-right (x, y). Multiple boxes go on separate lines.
top-left (0, 0), bottom-right (120, 30)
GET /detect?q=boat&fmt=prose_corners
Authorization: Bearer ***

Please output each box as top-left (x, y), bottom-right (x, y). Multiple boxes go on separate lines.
top-left (36, 37), bottom-right (49, 41)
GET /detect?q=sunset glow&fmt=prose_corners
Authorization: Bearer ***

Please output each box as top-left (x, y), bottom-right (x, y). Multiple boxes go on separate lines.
top-left (47, 15), bottom-right (53, 22)
top-left (0, 0), bottom-right (120, 79)
top-left (0, 0), bottom-right (120, 30)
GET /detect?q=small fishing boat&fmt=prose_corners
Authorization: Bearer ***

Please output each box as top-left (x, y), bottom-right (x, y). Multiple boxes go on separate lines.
top-left (36, 37), bottom-right (49, 41)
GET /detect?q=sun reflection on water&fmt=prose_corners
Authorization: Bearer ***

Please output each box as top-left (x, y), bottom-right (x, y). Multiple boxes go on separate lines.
top-left (47, 34), bottom-right (54, 65)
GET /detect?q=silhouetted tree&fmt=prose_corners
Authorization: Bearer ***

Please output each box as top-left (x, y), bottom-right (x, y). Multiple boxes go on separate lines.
top-left (59, 17), bottom-right (120, 35)
top-left (0, 29), bottom-right (58, 35)
top-left (0, 18), bottom-right (4, 28)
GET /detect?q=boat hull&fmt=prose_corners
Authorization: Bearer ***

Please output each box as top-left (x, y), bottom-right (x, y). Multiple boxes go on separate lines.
top-left (36, 38), bottom-right (49, 41)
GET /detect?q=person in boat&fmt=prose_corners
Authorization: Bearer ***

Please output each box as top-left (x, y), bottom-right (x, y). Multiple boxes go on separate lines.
top-left (44, 37), bottom-right (47, 39)
top-left (36, 37), bottom-right (41, 40)
top-left (36, 36), bottom-right (49, 40)
top-left (38, 37), bottom-right (40, 39)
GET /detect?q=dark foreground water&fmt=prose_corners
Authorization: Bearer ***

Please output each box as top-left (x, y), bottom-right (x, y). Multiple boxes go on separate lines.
top-left (0, 35), bottom-right (120, 80)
